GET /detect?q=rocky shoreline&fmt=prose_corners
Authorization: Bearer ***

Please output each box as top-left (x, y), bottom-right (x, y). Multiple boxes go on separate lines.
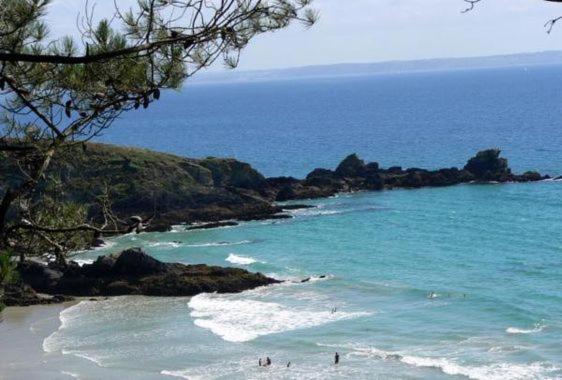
top-left (266, 148), bottom-right (547, 202)
top-left (1, 147), bottom-right (552, 308)
top-left (3, 249), bottom-right (278, 307)
top-left (166, 148), bottom-right (549, 230)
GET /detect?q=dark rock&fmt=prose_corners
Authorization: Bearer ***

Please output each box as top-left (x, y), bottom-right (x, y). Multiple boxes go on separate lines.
top-left (105, 280), bottom-right (140, 296)
top-left (279, 204), bottom-right (315, 210)
top-left (144, 220), bottom-right (172, 232)
top-left (2, 283), bottom-right (73, 307)
top-left (364, 162), bottom-right (380, 173)
top-left (335, 154), bottom-right (366, 177)
top-left (515, 171), bottom-right (544, 182)
top-left (385, 166), bottom-right (403, 175)
top-left (91, 237), bottom-right (105, 248)
top-left (275, 186), bottom-right (298, 202)
top-left (402, 171), bottom-right (426, 188)
top-left (18, 261), bottom-right (63, 292)
top-left (363, 173), bottom-right (385, 190)
top-left (82, 255), bottom-right (117, 277)
top-left (111, 248), bottom-right (168, 276)
top-left (237, 213), bottom-right (292, 221)
top-left (14, 250), bottom-right (279, 299)
top-left (266, 176), bottom-right (301, 187)
top-left (464, 149), bottom-right (510, 180)
top-left (306, 168), bottom-right (336, 180)
top-left (277, 183), bottom-right (339, 201)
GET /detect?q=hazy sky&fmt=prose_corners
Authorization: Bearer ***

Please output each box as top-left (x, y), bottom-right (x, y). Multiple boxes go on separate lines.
top-left (48, 0), bottom-right (562, 70)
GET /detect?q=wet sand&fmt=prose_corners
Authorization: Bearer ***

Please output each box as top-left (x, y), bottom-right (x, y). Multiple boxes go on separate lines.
top-left (0, 302), bottom-right (160, 380)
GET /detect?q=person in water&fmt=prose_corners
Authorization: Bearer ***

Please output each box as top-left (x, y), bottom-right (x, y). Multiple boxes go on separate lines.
top-left (335, 352), bottom-right (340, 365)
top-left (266, 357), bottom-right (272, 366)
top-left (287, 361), bottom-right (291, 368)
top-left (259, 358), bottom-right (262, 367)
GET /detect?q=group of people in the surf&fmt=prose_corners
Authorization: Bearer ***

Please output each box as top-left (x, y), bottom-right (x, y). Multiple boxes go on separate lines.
top-left (258, 357), bottom-right (272, 367)
top-left (259, 352), bottom-right (340, 368)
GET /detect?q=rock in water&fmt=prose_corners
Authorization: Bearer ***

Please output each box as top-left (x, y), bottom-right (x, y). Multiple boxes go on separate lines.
top-left (335, 154), bottom-right (366, 177)
top-left (463, 149), bottom-right (510, 180)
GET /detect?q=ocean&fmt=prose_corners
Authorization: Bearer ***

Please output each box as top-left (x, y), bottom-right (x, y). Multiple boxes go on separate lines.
top-left (12, 66), bottom-right (562, 379)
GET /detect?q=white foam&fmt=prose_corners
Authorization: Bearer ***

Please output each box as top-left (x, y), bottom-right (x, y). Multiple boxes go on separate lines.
top-left (318, 343), bottom-right (560, 380)
top-left (170, 225), bottom-right (186, 233)
top-left (225, 254), bottom-right (261, 265)
top-left (307, 274), bottom-right (335, 282)
top-left (90, 240), bottom-right (116, 251)
top-left (161, 370), bottom-right (198, 379)
top-left (73, 258), bottom-right (94, 266)
top-left (542, 177), bottom-right (562, 182)
top-left (148, 241), bottom-right (182, 249)
top-left (188, 293), bottom-right (371, 342)
top-left (42, 300), bottom-right (109, 368)
top-left (289, 206), bottom-right (342, 217)
top-left (43, 301), bottom-right (89, 353)
top-left (506, 323), bottom-right (545, 335)
top-left (61, 371), bottom-right (80, 379)
top-left (185, 240), bottom-right (253, 247)
top-left (71, 240), bottom-right (117, 257)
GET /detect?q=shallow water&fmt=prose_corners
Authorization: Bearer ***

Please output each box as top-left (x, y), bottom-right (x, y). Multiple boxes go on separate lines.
top-left (48, 181), bottom-right (562, 379)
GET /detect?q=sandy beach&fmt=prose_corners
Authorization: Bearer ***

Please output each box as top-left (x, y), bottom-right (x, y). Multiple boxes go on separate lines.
top-left (0, 302), bottom-right (163, 380)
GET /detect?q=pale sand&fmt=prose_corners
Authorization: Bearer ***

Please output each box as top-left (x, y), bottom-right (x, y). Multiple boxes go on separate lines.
top-left (0, 302), bottom-right (163, 380)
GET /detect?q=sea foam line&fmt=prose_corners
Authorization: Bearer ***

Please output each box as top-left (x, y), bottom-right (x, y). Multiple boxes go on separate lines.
top-left (506, 322), bottom-right (545, 335)
top-left (317, 343), bottom-right (560, 380)
top-left (185, 240), bottom-right (253, 247)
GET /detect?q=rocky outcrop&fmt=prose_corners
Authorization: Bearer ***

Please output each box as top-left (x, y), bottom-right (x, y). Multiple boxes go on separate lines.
top-left (16, 249), bottom-right (279, 298)
top-left (463, 148), bottom-right (510, 181)
top-left (0, 144), bottom-right (549, 237)
top-left (335, 154), bottom-right (367, 177)
top-left (266, 149), bottom-right (549, 201)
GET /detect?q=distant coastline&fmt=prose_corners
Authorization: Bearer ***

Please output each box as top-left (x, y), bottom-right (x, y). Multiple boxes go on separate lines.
top-left (191, 51), bottom-right (562, 84)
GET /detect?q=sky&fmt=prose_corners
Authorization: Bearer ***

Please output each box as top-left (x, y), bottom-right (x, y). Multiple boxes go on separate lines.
top-left (48, 0), bottom-right (562, 70)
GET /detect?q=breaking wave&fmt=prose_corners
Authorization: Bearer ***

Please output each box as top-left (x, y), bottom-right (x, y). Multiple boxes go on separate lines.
top-left (225, 254), bottom-right (261, 265)
top-left (188, 293), bottom-right (371, 342)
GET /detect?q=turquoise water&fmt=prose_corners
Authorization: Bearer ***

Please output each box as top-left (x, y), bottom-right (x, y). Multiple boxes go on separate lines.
top-left (47, 181), bottom-right (562, 379)
top-left (38, 67), bottom-right (562, 379)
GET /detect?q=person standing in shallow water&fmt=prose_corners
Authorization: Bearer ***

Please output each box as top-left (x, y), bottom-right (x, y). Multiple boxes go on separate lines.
top-left (266, 357), bottom-right (272, 366)
top-left (335, 352), bottom-right (340, 365)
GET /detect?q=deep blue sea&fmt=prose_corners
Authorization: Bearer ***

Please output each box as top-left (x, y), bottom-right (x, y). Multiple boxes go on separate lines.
top-left (34, 66), bottom-right (562, 379)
